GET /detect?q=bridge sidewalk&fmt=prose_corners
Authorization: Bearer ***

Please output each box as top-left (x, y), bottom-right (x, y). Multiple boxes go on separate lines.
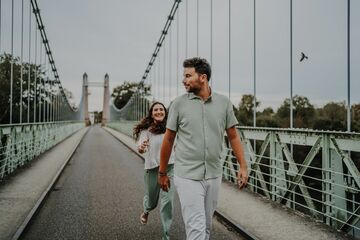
top-left (104, 126), bottom-right (351, 240)
top-left (0, 127), bottom-right (88, 240)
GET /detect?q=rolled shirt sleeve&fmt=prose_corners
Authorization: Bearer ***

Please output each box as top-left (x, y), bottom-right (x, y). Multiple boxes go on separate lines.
top-left (166, 100), bottom-right (179, 132)
top-left (225, 100), bottom-right (239, 129)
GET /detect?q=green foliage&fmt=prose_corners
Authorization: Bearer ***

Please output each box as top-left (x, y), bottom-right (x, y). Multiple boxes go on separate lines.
top-left (0, 53), bottom-right (44, 123)
top-left (275, 95), bottom-right (315, 128)
top-left (235, 94), bottom-right (260, 126)
top-left (233, 94), bottom-right (359, 132)
top-left (0, 53), bottom-right (77, 124)
top-left (111, 81), bottom-right (151, 110)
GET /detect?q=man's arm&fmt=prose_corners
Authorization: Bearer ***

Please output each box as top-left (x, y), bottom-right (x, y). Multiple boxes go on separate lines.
top-left (226, 126), bottom-right (248, 189)
top-left (158, 129), bottom-right (177, 192)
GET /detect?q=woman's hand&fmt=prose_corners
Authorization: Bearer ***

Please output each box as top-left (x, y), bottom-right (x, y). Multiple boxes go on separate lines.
top-left (138, 139), bottom-right (149, 153)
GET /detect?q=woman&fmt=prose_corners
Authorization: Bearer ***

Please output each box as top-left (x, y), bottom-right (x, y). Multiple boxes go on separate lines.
top-left (133, 101), bottom-right (174, 240)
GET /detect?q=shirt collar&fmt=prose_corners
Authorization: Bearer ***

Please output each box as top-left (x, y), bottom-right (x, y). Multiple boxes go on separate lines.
top-left (187, 88), bottom-right (213, 102)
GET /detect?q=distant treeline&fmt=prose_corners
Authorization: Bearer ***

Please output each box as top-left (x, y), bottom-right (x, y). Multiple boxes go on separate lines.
top-left (235, 94), bottom-right (360, 132)
top-left (111, 81), bottom-right (360, 133)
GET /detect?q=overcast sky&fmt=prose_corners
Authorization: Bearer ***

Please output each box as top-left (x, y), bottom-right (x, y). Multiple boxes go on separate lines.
top-left (1, 0), bottom-right (359, 112)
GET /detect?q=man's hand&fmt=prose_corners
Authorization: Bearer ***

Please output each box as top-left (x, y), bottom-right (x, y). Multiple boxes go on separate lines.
top-left (158, 175), bottom-right (170, 192)
top-left (237, 167), bottom-right (248, 189)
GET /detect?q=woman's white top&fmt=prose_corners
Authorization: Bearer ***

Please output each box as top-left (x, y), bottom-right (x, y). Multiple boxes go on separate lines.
top-left (137, 129), bottom-right (175, 170)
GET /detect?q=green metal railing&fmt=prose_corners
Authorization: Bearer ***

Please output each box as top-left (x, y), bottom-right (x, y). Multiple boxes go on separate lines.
top-left (223, 127), bottom-right (360, 236)
top-left (107, 120), bottom-right (360, 237)
top-left (0, 122), bottom-right (83, 179)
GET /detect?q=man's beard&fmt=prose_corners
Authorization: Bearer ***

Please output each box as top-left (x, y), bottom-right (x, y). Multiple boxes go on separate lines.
top-left (186, 85), bottom-right (200, 94)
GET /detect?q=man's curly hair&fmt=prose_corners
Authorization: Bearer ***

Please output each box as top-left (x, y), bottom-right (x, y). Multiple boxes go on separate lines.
top-left (183, 57), bottom-right (211, 81)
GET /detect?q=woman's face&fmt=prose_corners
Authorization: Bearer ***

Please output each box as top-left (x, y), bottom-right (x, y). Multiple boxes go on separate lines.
top-left (152, 104), bottom-right (165, 123)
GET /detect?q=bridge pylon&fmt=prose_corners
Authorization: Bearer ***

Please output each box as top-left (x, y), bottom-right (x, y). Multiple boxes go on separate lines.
top-left (101, 74), bottom-right (110, 126)
top-left (83, 73), bottom-right (91, 126)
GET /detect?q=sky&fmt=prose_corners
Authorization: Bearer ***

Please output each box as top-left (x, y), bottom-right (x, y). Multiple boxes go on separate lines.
top-left (1, 0), bottom-right (359, 112)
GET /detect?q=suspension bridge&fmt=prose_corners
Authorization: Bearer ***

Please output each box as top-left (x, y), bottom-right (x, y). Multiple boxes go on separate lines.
top-left (0, 0), bottom-right (359, 239)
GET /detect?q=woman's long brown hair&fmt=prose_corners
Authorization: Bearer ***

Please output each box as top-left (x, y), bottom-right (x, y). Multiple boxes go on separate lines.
top-left (133, 102), bottom-right (168, 141)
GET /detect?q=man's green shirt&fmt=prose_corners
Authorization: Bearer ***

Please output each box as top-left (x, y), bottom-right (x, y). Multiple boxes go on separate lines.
top-left (166, 91), bottom-right (238, 180)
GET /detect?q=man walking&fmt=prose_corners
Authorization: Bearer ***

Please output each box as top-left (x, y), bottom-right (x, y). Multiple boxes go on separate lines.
top-left (158, 57), bottom-right (248, 240)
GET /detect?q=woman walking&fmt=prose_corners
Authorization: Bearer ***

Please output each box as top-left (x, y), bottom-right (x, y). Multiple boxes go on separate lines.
top-left (133, 101), bottom-right (174, 240)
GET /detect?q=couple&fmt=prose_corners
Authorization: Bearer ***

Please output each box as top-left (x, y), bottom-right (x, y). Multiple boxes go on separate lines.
top-left (134, 57), bottom-right (249, 240)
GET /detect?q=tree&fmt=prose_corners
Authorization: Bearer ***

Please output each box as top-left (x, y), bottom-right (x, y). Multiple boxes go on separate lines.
top-left (235, 94), bottom-right (260, 126)
top-left (0, 53), bottom-right (45, 124)
top-left (257, 107), bottom-right (279, 128)
top-left (352, 104), bottom-right (360, 132)
top-left (313, 102), bottom-right (346, 131)
top-left (111, 81), bottom-right (151, 109)
top-left (276, 95), bottom-right (315, 128)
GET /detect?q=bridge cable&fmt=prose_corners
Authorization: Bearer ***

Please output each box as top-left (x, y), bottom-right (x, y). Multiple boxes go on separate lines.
top-left (10, 0), bottom-right (14, 123)
top-left (27, 1), bottom-right (31, 123)
top-left (229, 0), bottom-right (231, 99)
top-left (20, 0), bottom-right (24, 123)
top-left (197, 0), bottom-right (199, 56)
top-left (347, 0), bottom-right (351, 132)
top-left (176, 8), bottom-right (179, 96)
top-left (253, 0), bottom-right (257, 129)
top-left (210, 0), bottom-right (213, 88)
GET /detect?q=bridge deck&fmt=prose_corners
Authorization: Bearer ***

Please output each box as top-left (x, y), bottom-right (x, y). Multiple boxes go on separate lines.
top-left (0, 126), bottom-right (242, 240)
top-left (0, 126), bottom-right (352, 240)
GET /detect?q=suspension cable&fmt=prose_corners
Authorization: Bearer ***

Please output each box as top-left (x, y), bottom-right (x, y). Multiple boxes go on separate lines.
top-left (20, 0), bottom-right (24, 123)
top-left (10, 0), bottom-right (14, 124)
top-left (140, 0), bottom-right (180, 84)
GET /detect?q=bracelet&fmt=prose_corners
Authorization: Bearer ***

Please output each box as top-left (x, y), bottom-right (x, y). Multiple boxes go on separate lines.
top-left (158, 171), bottom-right (167, 176)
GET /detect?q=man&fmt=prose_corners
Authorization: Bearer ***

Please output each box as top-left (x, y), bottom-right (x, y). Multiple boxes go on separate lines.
top-left (158, 57), bottom-right (248, 240)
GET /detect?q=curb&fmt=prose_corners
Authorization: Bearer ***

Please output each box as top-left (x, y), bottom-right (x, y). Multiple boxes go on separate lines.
top-left (103, 127), bottom-right (259, 240)
top-left (11, 127), bottom-right (89, 240)
top-left (214, 210), bottom-right (259, 240)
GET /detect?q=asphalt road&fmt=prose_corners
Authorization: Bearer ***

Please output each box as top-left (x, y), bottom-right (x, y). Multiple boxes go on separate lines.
top-left (21, 126), bottom-right (244, 240)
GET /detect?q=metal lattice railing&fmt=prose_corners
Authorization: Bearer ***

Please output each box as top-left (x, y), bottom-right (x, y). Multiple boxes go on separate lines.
top-left (0, 122), bottom-right (83, 180)
top-left (222, 127), bottom-right (360, 237)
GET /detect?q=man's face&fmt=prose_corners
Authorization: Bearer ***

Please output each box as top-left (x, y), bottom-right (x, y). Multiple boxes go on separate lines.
top-left (182, 67), bottom-right (202, 93)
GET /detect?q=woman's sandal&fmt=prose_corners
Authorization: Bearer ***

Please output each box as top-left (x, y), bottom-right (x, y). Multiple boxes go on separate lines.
top-left (140, 212), bottom-right (149, 225)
